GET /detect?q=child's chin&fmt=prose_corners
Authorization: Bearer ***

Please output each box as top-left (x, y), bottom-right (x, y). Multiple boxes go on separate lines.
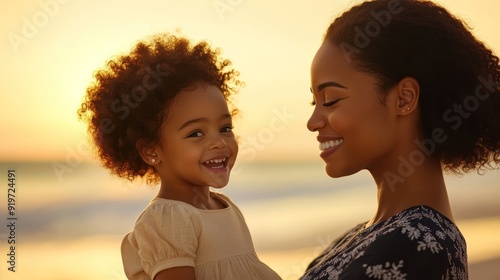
top-left (206, 175), bottom-right (230, 189)
top-left (210, 184), bottom-right (227, 189)
top-left (209, 184), bottom-right (228, 190)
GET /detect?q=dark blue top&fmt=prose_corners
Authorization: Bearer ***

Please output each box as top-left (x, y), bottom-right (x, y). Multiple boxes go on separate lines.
top-left (300, 206), bottom-right (468, 280)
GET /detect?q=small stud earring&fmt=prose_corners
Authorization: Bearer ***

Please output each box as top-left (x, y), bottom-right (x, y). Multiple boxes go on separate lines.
top-left (151, 159), bottom-right (156, 164)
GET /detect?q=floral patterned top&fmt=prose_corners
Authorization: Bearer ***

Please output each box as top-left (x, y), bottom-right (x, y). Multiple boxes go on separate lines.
top-left (300, 206), bottom-right (468, 280)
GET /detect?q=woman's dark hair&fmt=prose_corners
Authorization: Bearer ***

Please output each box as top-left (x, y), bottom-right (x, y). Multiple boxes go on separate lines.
top-left (78, 33), bottom-right (241, 183)
top-left (325, 0), bottom-right (500, 173)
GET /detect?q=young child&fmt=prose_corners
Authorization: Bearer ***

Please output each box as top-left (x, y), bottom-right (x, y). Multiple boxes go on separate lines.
top-left (78, 33), bottom-right (281, 280)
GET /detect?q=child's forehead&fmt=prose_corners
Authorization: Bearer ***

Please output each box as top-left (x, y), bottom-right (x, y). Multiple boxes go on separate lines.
top-left (173, 83), bottom-right (224, 103)
top-left (164, 84), bottom-right (230, 121)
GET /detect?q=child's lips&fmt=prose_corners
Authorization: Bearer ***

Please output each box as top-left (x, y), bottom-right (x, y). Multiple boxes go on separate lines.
top-left (203, 157), bottom-right (227, 165)
top-left (202, 157), bottom-right (229, 170)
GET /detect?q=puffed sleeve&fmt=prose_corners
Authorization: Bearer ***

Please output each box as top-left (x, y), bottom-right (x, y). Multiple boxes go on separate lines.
top-left (128, 202), bottom-right (201, 279)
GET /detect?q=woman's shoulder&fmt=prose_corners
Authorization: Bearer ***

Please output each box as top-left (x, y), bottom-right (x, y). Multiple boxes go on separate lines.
top-left (373, 205), bottom-right (466, 250)
top-left (357, 206), bottom-right (468, 278)
top-left (366, 206), bottom-right (467, 269)
top-left (388, 205), bottom-right (463, 235)
top-left (303, 206), bottom-right (467, 279)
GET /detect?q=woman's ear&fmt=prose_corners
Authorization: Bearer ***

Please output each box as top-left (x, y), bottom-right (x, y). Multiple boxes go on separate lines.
top-left (136, 139), bottom-right (159, 165)
top-left (397, 77), bottom-right (420, 115)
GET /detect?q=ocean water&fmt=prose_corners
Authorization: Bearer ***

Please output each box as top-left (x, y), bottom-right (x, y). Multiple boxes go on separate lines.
top-left (0, 161), bottom-right (499, 279)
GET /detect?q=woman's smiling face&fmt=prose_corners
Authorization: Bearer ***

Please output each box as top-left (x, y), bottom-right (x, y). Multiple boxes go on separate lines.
top-left (307, 42), bottom-right (400, 178)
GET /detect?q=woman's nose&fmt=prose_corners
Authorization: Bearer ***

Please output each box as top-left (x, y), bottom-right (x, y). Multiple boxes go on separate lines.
top-left (307, 108), bottom-right (326, 132)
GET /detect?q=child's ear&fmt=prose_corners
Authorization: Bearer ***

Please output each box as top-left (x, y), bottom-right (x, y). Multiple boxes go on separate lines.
top-left (396, 77), bottom-right (420, 116)
top-left (136, 139), bottom-right (159, 165)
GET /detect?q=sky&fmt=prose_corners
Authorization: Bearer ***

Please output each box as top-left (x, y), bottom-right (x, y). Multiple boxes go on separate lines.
top-left (1, 0), bottom-right (500, 163)
top-left (0, 2), bottom-right (499, 279)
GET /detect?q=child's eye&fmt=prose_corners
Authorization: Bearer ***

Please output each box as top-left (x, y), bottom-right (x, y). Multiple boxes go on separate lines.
top-left (221, 125), bottom-right (233, 133)
top-left (310, 100), bottom-right (316, 106)
top-left (187, 131), bottom-right (204, 137)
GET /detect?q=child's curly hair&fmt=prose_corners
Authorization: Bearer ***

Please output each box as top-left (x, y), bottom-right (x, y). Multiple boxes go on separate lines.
top-left (78, 33), bottom-right (241, 184)
top-left (325, 0), bottom-right (500, 174)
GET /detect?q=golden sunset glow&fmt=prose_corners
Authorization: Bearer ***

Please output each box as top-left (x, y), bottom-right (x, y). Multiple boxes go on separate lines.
top-left (2, 0), bottom-right (498, 163)
top-left (1, 1), bottom-right (499, 280)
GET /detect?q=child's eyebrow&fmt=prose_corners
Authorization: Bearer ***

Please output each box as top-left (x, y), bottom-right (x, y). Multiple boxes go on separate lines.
top-left (178, 114), bottom-right (232, 131)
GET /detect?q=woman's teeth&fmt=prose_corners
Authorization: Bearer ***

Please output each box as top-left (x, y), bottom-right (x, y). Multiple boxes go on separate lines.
top-left (319, 139), bottom-right (344, 151)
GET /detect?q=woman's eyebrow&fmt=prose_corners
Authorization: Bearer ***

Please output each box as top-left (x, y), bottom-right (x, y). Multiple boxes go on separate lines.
top-left (313, 81), bottom-right (348, 93)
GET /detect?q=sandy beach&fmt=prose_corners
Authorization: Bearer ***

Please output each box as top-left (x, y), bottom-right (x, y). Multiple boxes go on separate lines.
top-left (2, 215), bottom-right (498, 280)
top-left (0, 162), bottom-right (498, 279)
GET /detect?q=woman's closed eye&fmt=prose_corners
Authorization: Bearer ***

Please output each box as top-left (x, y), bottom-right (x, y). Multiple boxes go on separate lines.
top-left (309, 98), bottom-right (344, 107)
top-left (323, 98), bottom-right (343, 107)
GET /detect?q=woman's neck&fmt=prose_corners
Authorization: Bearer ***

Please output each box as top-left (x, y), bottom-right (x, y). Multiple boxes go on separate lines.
top-left (367, 157), bottom-right (453, 227)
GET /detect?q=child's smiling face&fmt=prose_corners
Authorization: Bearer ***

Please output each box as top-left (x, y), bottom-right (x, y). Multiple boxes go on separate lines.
top-left (155, 83), bottom-right (238, 189)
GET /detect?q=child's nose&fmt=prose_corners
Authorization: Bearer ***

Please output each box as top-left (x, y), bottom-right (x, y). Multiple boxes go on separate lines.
top-left (209, 134), bottom-right (227, 149)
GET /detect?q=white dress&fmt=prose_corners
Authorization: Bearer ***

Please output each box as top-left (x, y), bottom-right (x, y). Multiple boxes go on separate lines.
top-left (121, 192), bottom-right (281, 280)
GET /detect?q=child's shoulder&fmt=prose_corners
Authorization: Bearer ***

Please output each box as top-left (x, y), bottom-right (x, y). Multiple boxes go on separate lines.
top-left (148, 197), bottom-right (202, 211)
top-left (134, 198), bottom-right (202, 227)
top-left (211, 191), bottom-right (244, 213)
top-left (134, 192), bottom-right (237, 223)
top-left (211, 191), bottom-right (234, 205)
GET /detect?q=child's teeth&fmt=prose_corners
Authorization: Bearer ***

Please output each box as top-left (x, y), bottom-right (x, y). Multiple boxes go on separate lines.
top-left (205, 158), bottom-right (226, 164)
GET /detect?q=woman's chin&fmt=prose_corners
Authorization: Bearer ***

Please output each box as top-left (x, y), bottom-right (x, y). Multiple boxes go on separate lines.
top-left (325, 164), bottom-right (357, 178)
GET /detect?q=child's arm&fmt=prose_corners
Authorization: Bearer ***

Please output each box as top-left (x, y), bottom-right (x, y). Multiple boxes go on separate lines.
top-left (154, 266), bottom-right (196, 280)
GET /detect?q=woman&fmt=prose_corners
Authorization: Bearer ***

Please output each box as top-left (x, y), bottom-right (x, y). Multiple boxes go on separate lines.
top-left (302, 0), bottom-right (500, 279)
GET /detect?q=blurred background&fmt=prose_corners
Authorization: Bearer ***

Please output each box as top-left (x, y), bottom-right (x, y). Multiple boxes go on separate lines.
top-left (1, 0), bottom-right (499, 279)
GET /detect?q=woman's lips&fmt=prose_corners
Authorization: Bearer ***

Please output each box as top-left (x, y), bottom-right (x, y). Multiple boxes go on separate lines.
top-left (317, 138), bottom-right (344, 159)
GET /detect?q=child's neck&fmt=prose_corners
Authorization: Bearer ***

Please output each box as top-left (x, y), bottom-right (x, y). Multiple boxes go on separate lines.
top-left (156, 185), bottom-right (226, 210)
